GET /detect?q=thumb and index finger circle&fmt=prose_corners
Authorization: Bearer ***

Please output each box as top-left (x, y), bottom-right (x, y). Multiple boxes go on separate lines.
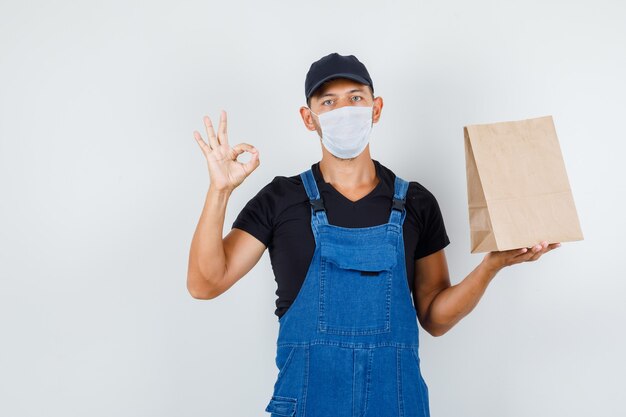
top-left (232, 142), bottom-right (258, 155)
top-left (232, 143), bottom-right (260, 173)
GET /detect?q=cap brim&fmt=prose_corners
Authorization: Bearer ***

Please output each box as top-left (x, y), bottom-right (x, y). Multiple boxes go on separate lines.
top-left (306, 73), bottom-right (371, 99)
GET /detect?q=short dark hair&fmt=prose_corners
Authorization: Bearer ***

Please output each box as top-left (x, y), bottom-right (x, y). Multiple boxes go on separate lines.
top-left (306, 79), bottom-right (374, 108)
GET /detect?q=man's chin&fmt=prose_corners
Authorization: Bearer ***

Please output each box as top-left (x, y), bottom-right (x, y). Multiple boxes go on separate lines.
top-left (333, 154), bottom-right (357, 161)
top-left (320, 143), bottom-right (368, 161)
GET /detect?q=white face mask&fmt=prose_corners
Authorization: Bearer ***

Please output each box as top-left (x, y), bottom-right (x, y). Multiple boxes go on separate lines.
top-left (309, 106), bottom-right (374, 159)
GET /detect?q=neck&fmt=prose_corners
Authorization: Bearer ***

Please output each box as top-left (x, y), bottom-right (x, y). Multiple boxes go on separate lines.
top-left (318, 147), bottom-right (378, 189)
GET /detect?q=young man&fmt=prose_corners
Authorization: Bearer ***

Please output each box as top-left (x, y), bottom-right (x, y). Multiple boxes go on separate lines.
top-left (188, 53), bottom-right (560, 416)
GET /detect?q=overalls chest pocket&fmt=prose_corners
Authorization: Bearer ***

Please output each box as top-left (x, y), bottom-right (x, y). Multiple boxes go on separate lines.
top-left (318, 234), bottom-right (398, 336)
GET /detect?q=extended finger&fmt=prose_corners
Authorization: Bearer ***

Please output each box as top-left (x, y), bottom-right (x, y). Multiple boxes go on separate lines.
top-left (218, 110), bottom-right (229, 146)
top-left (203, 115), bottom-right (219, 150)
top-left (193, 131), bottom-right (211, 154)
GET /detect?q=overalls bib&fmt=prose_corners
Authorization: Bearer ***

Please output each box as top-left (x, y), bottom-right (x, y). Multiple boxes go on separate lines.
top-left (265, 168), bottom-right (430, 417)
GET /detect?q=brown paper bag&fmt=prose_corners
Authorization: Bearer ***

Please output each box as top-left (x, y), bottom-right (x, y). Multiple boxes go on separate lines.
top-left (464, 115), bottom-right (584, 253)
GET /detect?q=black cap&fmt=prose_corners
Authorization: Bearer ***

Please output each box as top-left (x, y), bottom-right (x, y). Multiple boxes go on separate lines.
top-left (304, 53), bottom-right (374, 101)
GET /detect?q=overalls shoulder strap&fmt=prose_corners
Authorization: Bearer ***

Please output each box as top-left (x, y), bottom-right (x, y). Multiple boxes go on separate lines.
top-left (388, 175), bottom-right (409, 226)
top-left (301, 168), bottom-right (410, 227)
top-left (300, 168), bottom-right (329, 226)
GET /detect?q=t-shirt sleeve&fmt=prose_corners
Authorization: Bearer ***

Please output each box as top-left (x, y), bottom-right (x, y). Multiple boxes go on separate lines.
top-left (414, 187), bottom-right (451, 260)
top-left (231, 180), bottom-right (277, 247)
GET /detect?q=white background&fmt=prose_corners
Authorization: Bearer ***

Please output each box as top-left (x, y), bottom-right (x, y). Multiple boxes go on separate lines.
top-left (1, 1), bottom-right (624, 416)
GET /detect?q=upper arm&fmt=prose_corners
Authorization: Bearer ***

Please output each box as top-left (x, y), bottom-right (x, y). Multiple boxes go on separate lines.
top-left (189, 228), bottom-right (266, 299)
top-left (216, 227), bottom-right (267, 295)
top-left (413, 248), bottom-right (451, 326)
top-left (224, 226), bottom-right (266, 276)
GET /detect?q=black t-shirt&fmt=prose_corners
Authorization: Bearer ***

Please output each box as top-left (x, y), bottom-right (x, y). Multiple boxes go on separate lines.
top-left (232, 159), bottom-right (451, 318)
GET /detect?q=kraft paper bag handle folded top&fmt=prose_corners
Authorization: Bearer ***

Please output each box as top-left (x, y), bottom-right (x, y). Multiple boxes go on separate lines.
top-left (464, 115), bottom-right (584, 253)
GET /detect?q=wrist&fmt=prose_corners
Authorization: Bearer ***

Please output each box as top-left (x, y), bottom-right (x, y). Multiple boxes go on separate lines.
top-left (208, 185), bottom-right (233, 198)
top-left (205, 186), bottom-right (233, 210)
top-left (479, 257), bottom-right (502, 280)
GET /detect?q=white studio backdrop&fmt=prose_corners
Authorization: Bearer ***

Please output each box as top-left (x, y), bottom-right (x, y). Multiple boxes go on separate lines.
top-left (1, 0), bottom-right (624, 416)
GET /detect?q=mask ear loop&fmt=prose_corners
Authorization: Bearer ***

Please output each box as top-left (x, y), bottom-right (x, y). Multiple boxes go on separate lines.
top-left (306, 108), bottom-right (322, 138)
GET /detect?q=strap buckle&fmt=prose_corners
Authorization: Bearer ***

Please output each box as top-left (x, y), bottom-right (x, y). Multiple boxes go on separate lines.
top-left (391, 198), bottom-right (405, 212)
top-left (310, 198), bottom-right (326, 212)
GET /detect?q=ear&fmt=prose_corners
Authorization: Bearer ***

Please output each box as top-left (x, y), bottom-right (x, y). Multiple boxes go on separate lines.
top-left (299, 106), bottom-right (317, 131)
top-left (372, 96), bottom-right (383, 124)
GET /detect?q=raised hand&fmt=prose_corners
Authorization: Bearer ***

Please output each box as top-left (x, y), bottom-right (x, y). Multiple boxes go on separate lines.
top-left (484, 240), bottom-right (561, 272)
top-left (193, 110), bottom-right (260, 192)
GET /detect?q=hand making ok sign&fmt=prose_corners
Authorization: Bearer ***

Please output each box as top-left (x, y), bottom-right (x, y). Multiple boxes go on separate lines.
top-left (193, 110), bottom-right (260, 192)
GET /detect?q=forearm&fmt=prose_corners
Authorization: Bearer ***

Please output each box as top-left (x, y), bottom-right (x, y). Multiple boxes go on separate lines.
top-left (424, 260), bottom-right (501, 336)
top-left (187, 186), bottom-right (233, 293)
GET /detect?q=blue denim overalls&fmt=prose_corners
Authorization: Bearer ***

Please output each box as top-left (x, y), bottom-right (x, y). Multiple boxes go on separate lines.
top-left (265, 168), bottom-right (430, 417)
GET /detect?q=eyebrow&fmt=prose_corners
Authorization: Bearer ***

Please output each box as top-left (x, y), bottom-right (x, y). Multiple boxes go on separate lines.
top-left (318, 88), bottom-right (366, 99)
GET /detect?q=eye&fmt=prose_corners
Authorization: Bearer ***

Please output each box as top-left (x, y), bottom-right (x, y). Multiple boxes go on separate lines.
top-left (351, 96), bottom-right (363, 102)
top-left (322, 99), bottom-right (334, 106)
